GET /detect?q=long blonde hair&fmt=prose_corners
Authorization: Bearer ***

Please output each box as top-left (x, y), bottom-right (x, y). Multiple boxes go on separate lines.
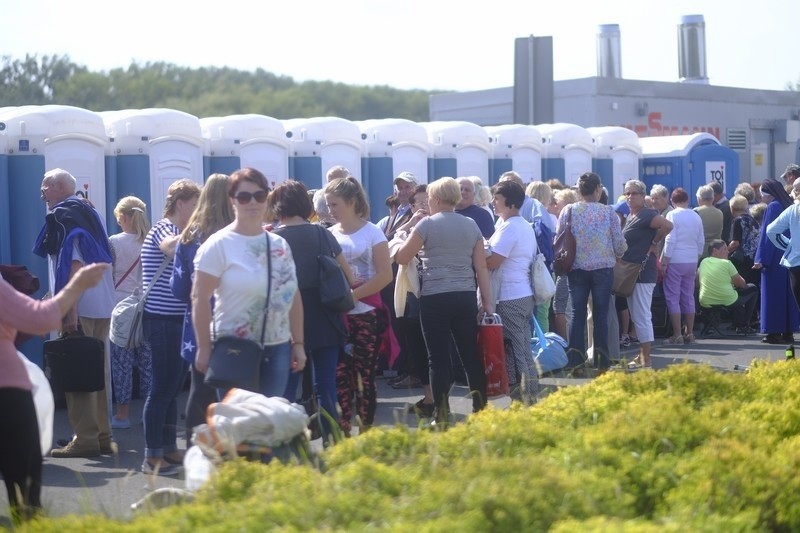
top-left (180, 173), bottom-right (235, 244)
top-left (324, 177), bottom-right (370, 219)
top-left (113, 196), bottom-right (150, 242)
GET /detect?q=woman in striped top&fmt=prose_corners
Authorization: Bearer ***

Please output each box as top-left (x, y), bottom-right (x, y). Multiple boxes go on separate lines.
top-left (141, 178), bottom-right (201, 476)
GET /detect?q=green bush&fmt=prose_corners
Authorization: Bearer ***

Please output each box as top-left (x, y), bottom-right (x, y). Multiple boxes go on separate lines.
top-left (19, 362), bottom-right (800, 532)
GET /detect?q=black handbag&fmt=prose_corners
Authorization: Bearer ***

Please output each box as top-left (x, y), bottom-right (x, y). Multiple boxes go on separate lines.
top-left (316, 225), bottom-right (354, 312)
top-left (44, 332), bottom-right (105, 393)
top-left (205, 234), bottom-right (272, 392)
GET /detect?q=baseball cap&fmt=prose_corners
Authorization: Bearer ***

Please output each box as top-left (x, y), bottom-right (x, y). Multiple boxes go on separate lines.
top-left (781, 164), bottom-right (800, 181)
top-left (394, 171), bottom-right (417, 184)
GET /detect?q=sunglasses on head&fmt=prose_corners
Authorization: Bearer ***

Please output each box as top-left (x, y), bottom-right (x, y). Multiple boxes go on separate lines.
top-left (232, 190), bottom-right (268, 204)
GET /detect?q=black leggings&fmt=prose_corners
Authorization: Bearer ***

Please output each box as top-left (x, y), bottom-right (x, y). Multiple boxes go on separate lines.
top-left (790, 267), bottom-right (800, 318)
top-left (0, 388), bottom-right (42, 515)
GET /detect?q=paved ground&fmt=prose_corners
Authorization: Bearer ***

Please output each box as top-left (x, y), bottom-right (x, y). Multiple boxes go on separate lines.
top-left (0, 330), bottom-right (791, 524)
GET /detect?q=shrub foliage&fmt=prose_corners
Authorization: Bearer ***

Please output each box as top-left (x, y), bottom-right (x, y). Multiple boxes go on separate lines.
top-left (20, 362), bottom-right (800, 531)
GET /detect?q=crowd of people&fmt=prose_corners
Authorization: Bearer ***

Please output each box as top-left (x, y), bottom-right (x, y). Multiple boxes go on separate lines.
top-left (4, 162), bottom-right (800, 518)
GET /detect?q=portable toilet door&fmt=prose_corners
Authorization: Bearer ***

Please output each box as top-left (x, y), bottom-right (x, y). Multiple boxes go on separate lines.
top-left (358, 118), bottom-right (431, 223)
top-left (639, 132), bottom-right (736, 205)
top-left (104, 108), bottom-right (204, 225)
top-left (485, 124), bottom-right (543, 185)
top-left (420, 121), bottom-right (490, 183)
top-left (587, 126), bottom-right (642, 200)
top-left (284, 117), bottom-right (364, 191)
top-left (201, 114), bottom-right (289, 188)
top-left (538, 123), bottom-right (595, 187)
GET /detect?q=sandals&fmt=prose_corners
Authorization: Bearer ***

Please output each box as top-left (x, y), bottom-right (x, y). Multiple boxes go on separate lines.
top-left (683, 334), bottom-right (696, 344)
top-left (662, 335), bottom-right (684, 345)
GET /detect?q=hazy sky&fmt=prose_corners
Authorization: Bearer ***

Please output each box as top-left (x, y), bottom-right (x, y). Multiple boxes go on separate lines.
top-left (4, 0), bottom-right (799, 92)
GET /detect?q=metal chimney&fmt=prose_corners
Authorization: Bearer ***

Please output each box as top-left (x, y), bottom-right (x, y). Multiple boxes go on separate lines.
top-left (678, 14), bottom-right (709, 84)
top-left (596, 24), bottom-right (622, 78)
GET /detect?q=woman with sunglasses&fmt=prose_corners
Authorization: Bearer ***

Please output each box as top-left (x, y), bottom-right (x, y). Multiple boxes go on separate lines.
top-left (754, 178), bottom-right (799, 344)
top-left (192, 168), bottom-right (306, 403)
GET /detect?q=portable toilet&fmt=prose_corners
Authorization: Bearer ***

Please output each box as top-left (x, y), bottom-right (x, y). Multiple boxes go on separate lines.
top-left (639, 132), bottom-right (739, 205)
top-left (538, 123), bottom-right (595, 186)
top-left (283, 117), bottom-right (364, 191)
top-left (358, 118), bottom-right (431, 223)
top-left (485, 124), bottom-right (543, 185)
top-left (103, 108), bottom-right (204, 226)
top-left (200, 114), bottom-right (289, 188)
top-left (420, 121), bottom-right (490, 183)
top-left (0, 105), bottom-right (108, 364)
top-left (587, 126), bottom-right (642, 200)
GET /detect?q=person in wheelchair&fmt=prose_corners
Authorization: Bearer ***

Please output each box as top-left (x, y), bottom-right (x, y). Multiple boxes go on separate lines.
top-left (697, 240), bottom-right (758, 335)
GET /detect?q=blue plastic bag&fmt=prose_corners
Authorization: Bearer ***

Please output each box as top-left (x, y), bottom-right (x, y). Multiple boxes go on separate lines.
top-left (530, 316), bottom-right (568, 376)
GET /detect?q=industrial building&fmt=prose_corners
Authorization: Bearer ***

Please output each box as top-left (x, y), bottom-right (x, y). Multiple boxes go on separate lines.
top-left (429, 15), bottom-right (800, 187)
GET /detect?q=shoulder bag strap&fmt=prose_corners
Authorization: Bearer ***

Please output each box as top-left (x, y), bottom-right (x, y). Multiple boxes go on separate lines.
top-left (115, 257), bottom-right (140, 289)
top-left (258, 233), bottom-right (272, 345)
top-left (141, 256), bottom-right (170, 301)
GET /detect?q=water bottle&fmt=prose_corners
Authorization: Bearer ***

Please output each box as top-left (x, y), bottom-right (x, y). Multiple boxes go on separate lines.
top-left (786, 344), bottom-right (795, 361)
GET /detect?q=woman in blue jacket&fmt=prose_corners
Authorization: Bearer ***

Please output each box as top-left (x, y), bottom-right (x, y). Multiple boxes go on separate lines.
top-left (170, 173), bottom-right (234, 440)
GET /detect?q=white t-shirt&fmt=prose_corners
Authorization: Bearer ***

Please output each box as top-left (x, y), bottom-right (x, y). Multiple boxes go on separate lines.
top-left (194, 227), bottom-right (298, 346)
top-left (329, 221), bottom-right (387, 315)
top-left (489, 216), bottom-right (537, 301)
top-left (109, 232), bottom-right (142, 303)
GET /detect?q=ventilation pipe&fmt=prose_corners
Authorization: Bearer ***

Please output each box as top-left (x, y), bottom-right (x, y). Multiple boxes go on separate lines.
top-left (596, 24), bottom-right (622, 78)
top-left (678, 14), bottom-right (709, 84)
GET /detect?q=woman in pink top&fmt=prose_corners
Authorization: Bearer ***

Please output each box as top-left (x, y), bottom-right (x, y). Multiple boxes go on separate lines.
top-left (0, 263), bottom-right (107, 521)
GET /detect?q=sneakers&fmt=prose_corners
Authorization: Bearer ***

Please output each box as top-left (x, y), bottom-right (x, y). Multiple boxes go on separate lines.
top-left (100, 440), bottom-right (118, 455)
top-left (51, 440), bottom-right (100, 458)
top-left (391, 374), bottom-right (423, 389)
top-left (620, 334), bottom-right (631, 348)
top-left (111, 417), bottom-right (131, 429)
top-left (141, 459), bottom-right (180, 477)
top-left (662, 335), bottom-right (684, 345)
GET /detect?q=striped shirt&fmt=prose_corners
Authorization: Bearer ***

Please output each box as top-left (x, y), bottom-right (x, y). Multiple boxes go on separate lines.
top-left (141, 218), bottom-right (185, 316)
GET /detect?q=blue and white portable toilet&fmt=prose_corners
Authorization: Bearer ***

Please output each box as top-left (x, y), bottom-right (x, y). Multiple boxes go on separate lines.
top-left (485, 124), bottom-right (543, 185)
top-left (200, 114), bottom-right (289, 188)
top-left (102, 108), bottom-right (204, 226)
top-left (420, 121), bottom-right (490, 183)
top-left (283, 117), bottom-right (364, 191)
top-left (587, 126), bottom-right (642, 201)
top-left (639, 132), bottom-right (739, 205)
top-left (0, 105), bottom-right (108, 363)
top-left (538, 123), bottom-right (595, 186)
top-left (358, 118), bottom-right (431, 223)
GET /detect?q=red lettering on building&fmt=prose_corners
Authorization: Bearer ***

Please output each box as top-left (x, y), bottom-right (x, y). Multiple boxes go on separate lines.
top-left (621, 112), bottom-right (720, 140)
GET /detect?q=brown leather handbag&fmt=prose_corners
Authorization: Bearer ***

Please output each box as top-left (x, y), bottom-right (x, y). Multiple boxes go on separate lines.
top-left (552, 205), bottom-right (576, 276)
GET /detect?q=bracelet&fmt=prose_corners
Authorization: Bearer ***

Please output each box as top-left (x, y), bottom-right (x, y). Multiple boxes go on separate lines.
top-left (291, 340), bottom-right (304, 346)
top-left (651, 240), bottom-right (659, 245)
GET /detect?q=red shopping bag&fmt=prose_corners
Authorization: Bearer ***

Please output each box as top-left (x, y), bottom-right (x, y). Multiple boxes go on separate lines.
top-left (477, 313), bottom-right (509, 398)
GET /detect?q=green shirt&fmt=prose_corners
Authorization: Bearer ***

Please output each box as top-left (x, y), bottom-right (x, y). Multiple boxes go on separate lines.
top-left (698, 256), bottom-right (738, 307)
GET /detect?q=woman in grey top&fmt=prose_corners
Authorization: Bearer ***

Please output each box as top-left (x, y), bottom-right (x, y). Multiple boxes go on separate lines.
top-left (396, 177), bottom-right (492, 429)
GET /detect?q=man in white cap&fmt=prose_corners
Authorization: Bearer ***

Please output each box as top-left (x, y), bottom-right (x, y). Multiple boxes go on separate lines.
top-left (384, 171), bottom-right (417, 240)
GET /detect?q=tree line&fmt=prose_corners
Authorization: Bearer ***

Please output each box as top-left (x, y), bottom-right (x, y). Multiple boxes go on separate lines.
top-left (0, 55), bottom-right (435, 121)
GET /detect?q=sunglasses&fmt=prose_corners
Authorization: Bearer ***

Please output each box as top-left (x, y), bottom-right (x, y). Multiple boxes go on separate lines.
top-left (232, 190), bottom-right (268, 204)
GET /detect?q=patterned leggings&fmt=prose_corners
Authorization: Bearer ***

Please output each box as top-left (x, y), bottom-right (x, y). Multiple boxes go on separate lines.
top-left (110, 341), bottom-right (153, 405)
top-left (496, 297), bottom-right (538, 401)
top-left (336, 311), bottom-right (378, 434)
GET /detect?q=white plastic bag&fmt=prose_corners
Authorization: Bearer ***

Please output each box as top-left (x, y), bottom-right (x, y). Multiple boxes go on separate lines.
top-left (18, 351), bottom-right (54, 455)
top-left (184, 445), bottom-right (216, 492)
top-left (531, 253), bottom-right (556, 304)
